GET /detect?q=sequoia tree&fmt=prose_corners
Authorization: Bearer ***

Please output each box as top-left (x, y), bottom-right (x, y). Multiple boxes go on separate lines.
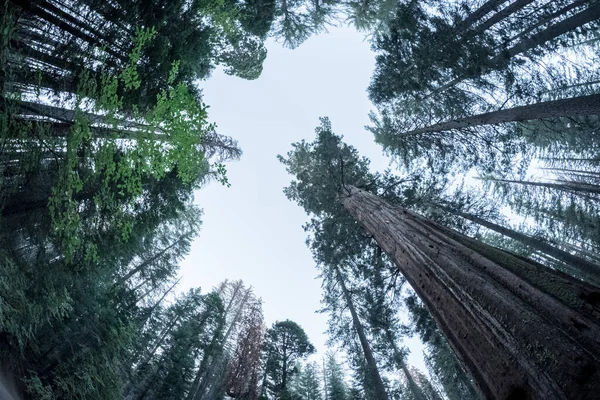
top-left (281, 120), bottom-right (600, 400)
top-left (341, 187), bottom-right (600, 399)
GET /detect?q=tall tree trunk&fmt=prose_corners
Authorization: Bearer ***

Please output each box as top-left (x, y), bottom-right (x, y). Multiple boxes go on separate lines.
top-left (498, 0), bottom-right (589, 50)
top-left (383, 328), bottom-right (428, 400)
top-left (193, 288), bottom-right (252, 400)
top-left (486, 177), bottom-right (600, 195)
top-left (334, 264), bottom-right (390, 400)
top-left (430, 3), bottom-right (600, 97)
top-left (495, 3), bottom-right (600, 62)
top-left (340, 185), bottom-right (600, 400)
top-left (459, 0), bottom-right (536, 37)
top-left (454, 0), bottom-right (511, 35)
top-left (400, 94), bottom-right (600, 136)
top-left (10, 0), bottom-right (124, 60)
top-left (116, 236), bottom-right (189, 286)
top-left (192, 282), bottom-right (244, 400)
top-left (434, 203), bottom-right (600, 286)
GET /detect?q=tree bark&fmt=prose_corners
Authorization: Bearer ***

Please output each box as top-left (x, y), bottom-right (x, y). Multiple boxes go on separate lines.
top-left (400, 94), bottom-right (600, 136)
top-left (334, 264), bottom-right (389, 400)
top-left (340, 185), bottom-right (600, 400)
top-left (459, 0), bottom-right (536, 38)
top-left (487, 177), bottom-right (600, 195)
top-left (434, 204), bottom-right (600, 286)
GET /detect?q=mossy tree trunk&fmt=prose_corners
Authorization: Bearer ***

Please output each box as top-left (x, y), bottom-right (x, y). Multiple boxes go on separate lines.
top-left (341, 185), bottom-right (600, 400)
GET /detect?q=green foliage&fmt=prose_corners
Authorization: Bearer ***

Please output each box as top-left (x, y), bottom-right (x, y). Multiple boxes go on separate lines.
top-left (289, 362), bottom-right (323, 400)
top-left (324, 353), bottom-right (350, 400)
top-left (263, 320), bottom-right (316, 399)
top-left (0, 8), bottom-right (242, 399)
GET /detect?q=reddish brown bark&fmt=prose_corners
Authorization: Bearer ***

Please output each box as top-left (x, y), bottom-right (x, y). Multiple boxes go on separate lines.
top-left (341, 185), bottom-right (600, 400)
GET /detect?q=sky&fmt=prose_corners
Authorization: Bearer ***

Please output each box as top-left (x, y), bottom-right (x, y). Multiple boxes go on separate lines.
top-left (178, 25), bottom-right (426, 372)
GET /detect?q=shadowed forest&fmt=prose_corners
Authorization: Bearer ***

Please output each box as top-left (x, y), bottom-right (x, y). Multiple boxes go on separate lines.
top-left (1, 0), bottom-right (600, 399)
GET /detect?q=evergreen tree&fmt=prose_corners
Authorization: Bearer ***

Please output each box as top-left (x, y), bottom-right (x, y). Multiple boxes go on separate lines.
top-left (324, 352), bottom-right (350, 400)
top-left (281, 119), bottom-right (600, 399)
top-left (289, 362), bottom-right (323, 400)
top-left (262, 320), bottom-right (316, 399)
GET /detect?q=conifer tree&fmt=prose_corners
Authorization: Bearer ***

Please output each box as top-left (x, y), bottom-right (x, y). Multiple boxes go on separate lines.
top-left (281, 119), bottom-right (600, 399)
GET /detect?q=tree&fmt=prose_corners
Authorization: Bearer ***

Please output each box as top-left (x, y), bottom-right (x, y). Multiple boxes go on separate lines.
top-left (324, 352), bottom-right (350, 400)
top-left (404, 295), bottom-right (480, 400)
top-left (289, 362), bottom-right (323, 400)
top-left (332, 264), bottom-right (389, 400)
top-left (263, 320), bottom-right (316, 399)
top-left (281, 121), bottom-right (600, 399)
top-left (430, 200), bottom-right (600, 286)
top-left (393, 93), bottom-right (600, 137)
top-left (222, 298), bottom-right (265, 399)
top-left (341, 185), bottom-right (600, 399)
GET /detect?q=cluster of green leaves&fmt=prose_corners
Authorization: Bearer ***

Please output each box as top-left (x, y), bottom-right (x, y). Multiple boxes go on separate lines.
top-left (0, 6), bottom-right (244, 398)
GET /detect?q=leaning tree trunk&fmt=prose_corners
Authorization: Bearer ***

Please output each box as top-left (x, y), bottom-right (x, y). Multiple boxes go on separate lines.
top-left (429, 3), bottom-right (600, 97)
top-left (458, 0), bottom-right (536, 38)
top-left (383, 327), bottom-right (428, 400)
top-left (334, 265), bottom-right (389, 400)
top-left (340, 185), bottom-right (600, 400)
top-left (486, 177), bottom-right (600, 195)
top-left (401, 94), bottom-right (600, 136)
top-left (433, 204), bottom-right (600, 286)
top-left (453, 0), bottom-right (511, 35)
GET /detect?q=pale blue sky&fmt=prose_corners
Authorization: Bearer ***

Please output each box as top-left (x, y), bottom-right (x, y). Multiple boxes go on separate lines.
top-left (179, 25), bottom-right (426, 373)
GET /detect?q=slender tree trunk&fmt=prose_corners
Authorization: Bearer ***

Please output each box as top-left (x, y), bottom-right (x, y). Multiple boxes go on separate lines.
top-left (186, 327), bottom-right (224, 400)
top-left (116, 236), bottom-right (188, 285)
top-left (495, 3), bottom-right (600, 62)
top-left (454, 0), bottom-right (510, 35)
top-left (486, 177), bottom-right (600, 195)
top-left (334, 264), bottom-right (390, 400)
top-left (429, 3), bottom-right (600, 97)
top-left (383, 328), bottom-right (428, 400)
top-left (499, 0), bottom-right (589, 49)
top-left (434, 203), bottom-right (600, 286)
top-left (541, 167), bottom-right (600, 179)
top-left (193, 282), bottom-right (244, 399)
top-left (401, 94), bottom-right (600, 136)
top-left (340, 185), bottom-right (600, 400)
top-left (192, 288), bottom-right (252, 400)
top-left (459, 0), bottom-right (536, 37)
top-left (323, 357), bottom-right (328, 400)
top-left (138, 278), bottom-right (182, 321)
top-left (10, 0), bottom-right (124, 60)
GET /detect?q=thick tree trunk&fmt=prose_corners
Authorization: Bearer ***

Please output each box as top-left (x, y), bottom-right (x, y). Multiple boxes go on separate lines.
top-left (340, 185), bottom-right (600, 400)
top-left (401, 94), bottom-right (600, 136)
top-left (435, 204), bottom-right (600, 286)
top-left (334, 265), bottom-right (389, 400)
